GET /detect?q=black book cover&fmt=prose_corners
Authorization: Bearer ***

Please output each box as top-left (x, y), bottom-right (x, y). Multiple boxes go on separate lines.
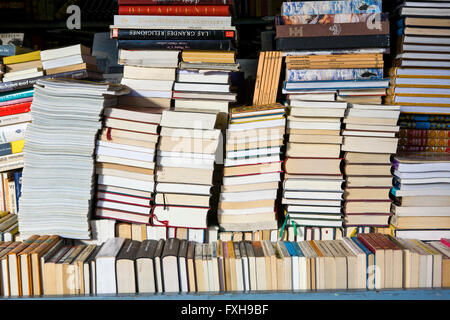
top-left (118, 39), bottom-right (233, 50)
top-left (154, 239), bottom-right (165, 259)
top-left (162, 238), bottom-right (180, 259)
top-left (239, 241), bottom-right (247, 259)
top-left (136, 240), bottom-right (158, 260)
top-left (116, 239), bottom-right (141, 261)
top-left (115, 29), bottom-right (236, 41)
top-left (276, 34), bottom-right (390, 51)
top-left (178, 239), bottom-right (188, 259)
top-left (0, 69), bottom-right (91, 93)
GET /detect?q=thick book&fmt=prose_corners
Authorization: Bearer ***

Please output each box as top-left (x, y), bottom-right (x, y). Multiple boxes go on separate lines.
top-left (112, 28), bottom-right (235, 40)
top-left (286, 68), bottom-right (383, 82)
top-left (0, 101), bottom-right (31, 117)
top-left (117, 39), bottom-right (232, 50)
top-left (281, 1), bottom-right (382, 15)
top-left (276, 34), bottom-right (390, 51)
top-left (118, 5), bottom-right (230, 16)
top-left (0, 69), bottom-right (92, 93)
top-left (276, 20), bottom-right (389, 38)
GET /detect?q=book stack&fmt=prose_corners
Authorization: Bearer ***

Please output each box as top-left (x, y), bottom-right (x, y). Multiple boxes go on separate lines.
top-left (283, 101), bottom-right (347, 236)
top-left (3, 233), bottom-right (448, 297)
top-left (342, 103), bottom-right (401, 228)
top-left (40, 44), bottom-right (101, 80)
top-left (276, 0), bottom-right (391, 104)
top-left (398, 114), bottom-right (450, 154)
top-left (1, 50), bottom-right (42, 84)
top-left (391, 153), bottom-right (450, 241)
top-left (152, 110), bottom-right (221, 242)
top-left (94, 107), bottom-right (161, 226)
top-left (218, 104), bottom-right (286, 232)
top-left (387, 1), bottom-right (450, 114)
top-left (18, 79), bottom-right (129, 240)
top-left (174, 49), bottom-right (238, 128)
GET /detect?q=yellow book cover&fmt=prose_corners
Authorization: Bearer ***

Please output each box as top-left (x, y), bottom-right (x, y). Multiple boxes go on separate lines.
top-left (231, 103), bottom-right (284, 114)
top-left (230, 116), bottom-right (284, 124)
top-left (389, 67), bottom-right (450, 79)
top-left (3, 51), bottom-right (41, 65)
top-left (11, 140), bottom-right (25, 154)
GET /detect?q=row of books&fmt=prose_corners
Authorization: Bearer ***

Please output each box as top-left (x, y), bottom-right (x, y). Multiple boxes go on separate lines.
top-left (1, 234), bottom-right (449, 297)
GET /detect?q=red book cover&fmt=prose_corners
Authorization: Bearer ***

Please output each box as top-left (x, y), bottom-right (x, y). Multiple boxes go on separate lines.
top-left (118, 5), bottom-right (230, 16)
top-left (0, 101), bottom-right (31, 117)
top-left (119, 0), bottom-right (232, 4)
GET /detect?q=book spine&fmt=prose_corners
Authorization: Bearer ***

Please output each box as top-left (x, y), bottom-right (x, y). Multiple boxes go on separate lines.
top-left (0, 89), bottom-right (34, 103)
top-left (278, 12), bottom-right (388, 25)
top-left (0, 45), bottom-right (15, 57)
top-left (398, 137), bottom-right (450, 147)
top-left (398, 128), bottom-right (450, 139)
top-left (118, 0), bottom-right (231, 4)
top-left (276, 20), bottom-right (389, 38)
top-left (286, 68), bottom-right (383, 82)
top-left (397, 145), bottom-right (450, 153)
top-left (399, 121), bottom-right (450, 130)
top-left (114, 15), bottom-right (232, 28)
top-left (281, 0), bottom-right (382, 16)
top-left (399, 114), bottom-right (450, 122)
top-left (0, 97), bottom-right (33, 107)
top-left (118, 5), bottom-right (230, 16)
top-left (276, 34), bottom-right (390, 51)
top-left (117, 39), bottom-right (232, 50)
top-left (0, 69), bottom-right (90, 93)
top-left (113, 28), bottom-right (235, 40)
top-left (0, 102), bottom-right (31, 117)
top-left (0, 140), bottom-right (24, 157)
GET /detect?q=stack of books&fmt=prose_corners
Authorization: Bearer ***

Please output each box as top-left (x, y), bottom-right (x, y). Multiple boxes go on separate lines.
top-left (219, 104), bottom-right (286, 232)
top-left (276, 0), bottom-right (390, 104)
top-left (342, 103), bottom-right (401, 228)
top-left (40, 44), bottom-right (100, 80)
top-left (95, 107), bottom-right (161, 225)
top-left (174, 50), bottom-right (238, 128)
top-left (391, 153), bottom-right (450, 241)
top-left (152, 110), bottom-right (221, 242)
top-left (398, 114), bottom-right (450, 154)
top-left (2, 233), bottom-right (448, 297)
top-left (388, 0), bottom-right (450, 114)
top-left (18, 79), bottom-right (129, 240)
top-left (283, 101), bottom-right (347, 236)
top-left (1, 50), bottom-right (42, 84)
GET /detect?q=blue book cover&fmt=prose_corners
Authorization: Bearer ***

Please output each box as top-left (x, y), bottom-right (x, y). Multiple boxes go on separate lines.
top-left (284, 78), bottom-right (389, 91)
top-left (14, 170), bottom-right (21, 212)
top-left (284, 241), bottom-right (297, 257)
top-left (287, 68), bottom-right (383, 82)
top-left (0, 142), bottom-right (12, 157)
top-left (0, 89), bottom-right (34, 103)
top-left (282, 0), bottom-right (382, 16)
top-left (292, 242), bottom-right (305, 257)
top-left (0, 45), bottom-right (16, 57)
